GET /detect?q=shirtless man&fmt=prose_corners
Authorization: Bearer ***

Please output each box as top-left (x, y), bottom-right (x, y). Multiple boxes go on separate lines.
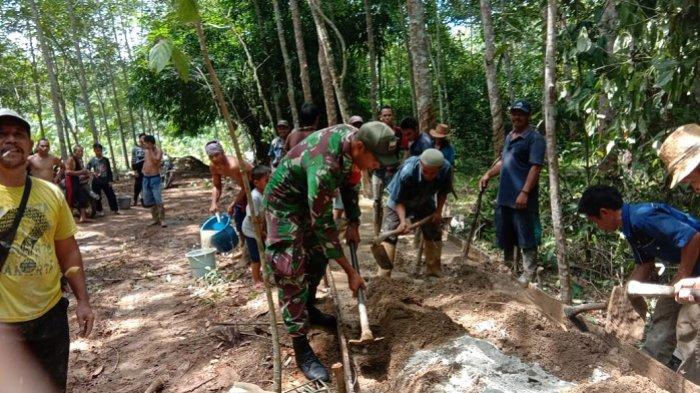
top-left (141, 135), bottom-right (166, 227)
top-left (28, 138), bottom-right (64, 183)
top-left (206, 141), bottom-right (252, 236)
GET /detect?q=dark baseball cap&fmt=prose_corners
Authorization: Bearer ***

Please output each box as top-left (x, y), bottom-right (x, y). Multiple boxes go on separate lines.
top-left (0, 108), bottom-right (30, 135)
top-left (510, 100), bottom-right (531, 114)
top-left (357, 121), bottom-right (399, 167)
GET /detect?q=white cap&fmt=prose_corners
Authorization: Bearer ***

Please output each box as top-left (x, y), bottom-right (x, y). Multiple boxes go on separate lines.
top-left (0, 108), bottom-right (30, 134)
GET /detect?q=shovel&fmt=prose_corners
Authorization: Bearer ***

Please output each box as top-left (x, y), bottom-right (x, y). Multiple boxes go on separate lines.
top-left (370, 216), bottom-right (433, 269)
top-left (462, 186), bottom-right (485, 258)
top-left (627, 280), bottom-right (700, 298)
top-left (347, 243), bottom-right (384, 345)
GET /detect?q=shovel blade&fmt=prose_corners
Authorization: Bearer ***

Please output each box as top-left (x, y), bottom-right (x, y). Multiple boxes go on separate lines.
top-left (371, 242), bottom-right (394, 270)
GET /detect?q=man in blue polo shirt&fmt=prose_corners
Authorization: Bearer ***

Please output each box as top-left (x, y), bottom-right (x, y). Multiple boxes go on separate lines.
top-left (399, 116), bottom-right (433, 158)
top-left (480, 100), bottom-right (546, 286)
top-left (378, 149), bottom-right (452, 278)
top-left (579, 185), bottom-right (700, 382)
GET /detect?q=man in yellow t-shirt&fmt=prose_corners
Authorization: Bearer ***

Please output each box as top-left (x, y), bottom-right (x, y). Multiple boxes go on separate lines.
top-left (0, 108), bottom-right (94, 392)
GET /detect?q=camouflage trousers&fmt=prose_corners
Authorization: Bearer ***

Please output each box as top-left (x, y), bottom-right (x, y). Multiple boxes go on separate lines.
top-left (266, 234), bottom-right (328, 337)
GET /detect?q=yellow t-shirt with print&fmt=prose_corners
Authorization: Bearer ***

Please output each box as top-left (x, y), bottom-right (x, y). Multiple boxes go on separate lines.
top-left (0, 177), bottom-right (77, 323)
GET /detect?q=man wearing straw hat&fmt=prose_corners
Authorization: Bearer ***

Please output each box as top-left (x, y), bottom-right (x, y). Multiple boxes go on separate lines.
top-left (430, 123), bottom-right (456, 166)
top-left (659, 123), bottom-right (700, 383)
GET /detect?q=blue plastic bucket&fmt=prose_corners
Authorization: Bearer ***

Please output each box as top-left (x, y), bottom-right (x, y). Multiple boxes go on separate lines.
top-left (200, 214), bottom-right (239, 253)
top-left (186, 248), bottom-right (217, 278)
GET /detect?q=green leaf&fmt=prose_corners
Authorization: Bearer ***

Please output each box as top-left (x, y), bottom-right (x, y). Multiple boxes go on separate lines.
top-left (576, 27), bottom-right (591, 53)
top-left (171, 46), bottom-right (191, 82)
top-left (175, 0), bottom-right (200, 23)
top-left (148, 39), bottom-right (173, 74)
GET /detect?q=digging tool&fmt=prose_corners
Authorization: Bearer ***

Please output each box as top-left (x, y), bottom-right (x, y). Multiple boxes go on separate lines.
top-left (347, 243), bottom-right (384, 345)
top-left (462, 186), bottom-right (485, 258)
top-left (370, 216), bottom-right (433, 269)
top-left (627, 280), bottom-right (700, 298)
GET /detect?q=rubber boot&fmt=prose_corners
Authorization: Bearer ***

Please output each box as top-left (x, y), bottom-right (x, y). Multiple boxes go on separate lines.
top-left (150, 206), bottom-right (160, 225)
top-left (158, 206), bottom-right (167, 227)
top-left (378, 242), bottom-right (396, 277)
top-left (517, 248), bottom-right (537, 287)
top-left (307, 283), bottom-right (336, 329)
top-left (425, 241), bottom-right (443, 277)
top-left (292, 335), bottom-right (330, 382)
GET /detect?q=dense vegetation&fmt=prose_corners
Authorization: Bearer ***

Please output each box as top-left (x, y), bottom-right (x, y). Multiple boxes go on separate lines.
top-left (1, 0), bottom-right (698, 297)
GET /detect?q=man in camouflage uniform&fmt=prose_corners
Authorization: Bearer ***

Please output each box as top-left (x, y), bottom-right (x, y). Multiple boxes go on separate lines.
top-left (264, 121), bottom-right (399, 382)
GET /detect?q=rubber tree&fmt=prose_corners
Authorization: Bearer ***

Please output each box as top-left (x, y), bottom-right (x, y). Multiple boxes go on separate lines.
top-left (318, 48), bottom-right (338, 125)
top-left (28, 0), bottom-right (67, 158)
top-left (543, 0), bottom-right (571, 303)
top-left (407, 0), bottom-right (436, 132)
top-left (479, 0), bottom-right (505, 158)
top-left (67, 0), bottom-right (99, 143)
top-left (150, 1), bottom-right (282, 390)
top-left (308, 0), bottom-right (349, 122)
top-left (363, 0), bottom-right (378, 117)
top-left (272, 0), bottom-right (300, 128)
top-left (289, 0), bottom-right (313, 102)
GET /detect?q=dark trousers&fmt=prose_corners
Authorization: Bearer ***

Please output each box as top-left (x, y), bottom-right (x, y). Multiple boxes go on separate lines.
top-left (133, 171), bottom-right (144, 204)
top-left (92, 178), bottom-right (118, 212)
top-left (1, 298), bottom-right (70, 392)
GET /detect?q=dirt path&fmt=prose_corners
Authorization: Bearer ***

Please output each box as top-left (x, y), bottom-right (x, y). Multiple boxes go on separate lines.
top-left (67, 179), bottom-right (338, 392)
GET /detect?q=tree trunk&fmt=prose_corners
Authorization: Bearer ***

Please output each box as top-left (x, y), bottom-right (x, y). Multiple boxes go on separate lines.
top-left (232, 28), bottom-right (275, 128)
top-left (504, 49), bottom-right (515, 104)
top-left (28, 0), bottom-right (67, 158)
top-left (406, 0), bottom-right (436, 132)
top-left (110, 14), bottom-right (137, 144)
top-left (27, 29), bottom-right (46, 139)
top-left (106, 60), bottom-right (130, 170)
top-left (363, 0), bottom-right (378, 117)
top-left (119, 15), bottom-right (149, 134)
top-left (596, 0), bottom-right (618, 179)
top-left (432, 1), bottom-right (448, 122)
top-left (317, 49), bottom-right (338, 125)
top-left (405, 37), bottom-right (418, 117)
top-left (544, 0), bottom-right (571, 304)
top-left (272, 0), bottom-right (300, 128)
top-left (68, 0), bottom-right (99, 143)
top-left (289, 0), bottom-right (313, 103)
top-left (479, 0), bottom-right (505, 158)
top-left (94, 86), bottom-right (120, 176)
top-left (193, 19), bottom-right (282, 393)
top-left (308, 0), bottom-right (349, 122)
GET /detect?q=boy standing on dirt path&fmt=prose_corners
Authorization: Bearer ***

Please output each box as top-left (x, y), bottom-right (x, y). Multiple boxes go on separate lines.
top-left (378, 149), bottom-right (453, 278)
top-left (264, 121), bottom-right (398, 382)
top-left (142, 135), bottom-right (166, 227)
top-left (0, 108), bottom-right (94, 392)
top-left (131, 133), bottom-right (146, 206)
top-left (241, 165), bottom-right (270, 287)
top-left (480, 100), bottom-right (545, 286)
top-left (372, 105), bottom-right (404, 235)
top-left (27, 138), bottom-right (64, 183)
top-left (579, 185), bottom-right (700, 383)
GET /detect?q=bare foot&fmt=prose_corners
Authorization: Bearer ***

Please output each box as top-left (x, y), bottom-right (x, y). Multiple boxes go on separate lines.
top-left (253, 281), bottom-right (265, 290)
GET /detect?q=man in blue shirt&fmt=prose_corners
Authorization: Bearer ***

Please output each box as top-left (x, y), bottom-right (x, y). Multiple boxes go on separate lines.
top-left (379, 149), bottom-right (452, 277)
top-left (579, 185), bottom-right (700, 381)
top-left (399, 116), bottom-right (433, 158)
top-left (268, 120), bottom-right (290, 169)
top-left (480, 100), bottom-right (546, 286)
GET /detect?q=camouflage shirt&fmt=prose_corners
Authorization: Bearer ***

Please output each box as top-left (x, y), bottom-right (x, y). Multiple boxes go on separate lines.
top-left (264, 125), bottom-right (361, 260)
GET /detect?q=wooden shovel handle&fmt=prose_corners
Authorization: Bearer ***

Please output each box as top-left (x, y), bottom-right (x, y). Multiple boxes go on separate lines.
top-left (373, 215), bottom-right (433, 244)
top-left (627, 280), bottom-right (700, 298)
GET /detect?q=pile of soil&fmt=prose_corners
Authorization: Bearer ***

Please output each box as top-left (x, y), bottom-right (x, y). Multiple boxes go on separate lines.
top-left (331, 207), bottom-right (681, 392)
top-left (173, 155), bottom-right (210, 178)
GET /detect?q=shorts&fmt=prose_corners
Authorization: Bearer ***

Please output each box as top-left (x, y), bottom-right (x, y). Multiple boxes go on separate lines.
top-left (142, 174), bottom-right (163, 206)
top-left (233, 202), bottom-right (247, 233)
top-left (495, 205), bottom-right (539, 250)
top-left (333, 194), bottom-right (344, 210)
top-left (245, 235), bottom-right (261, 263)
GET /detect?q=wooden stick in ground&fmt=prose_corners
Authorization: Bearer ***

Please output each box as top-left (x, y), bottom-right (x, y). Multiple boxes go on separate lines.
top-left (462, 186), bottom-right (485, 258)
top-left (326, 270), bottom-right (356, 393)
top-left (331, 363), bottom-right (347, 393)
top-left (193, 19), bottom-right (282, 393)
